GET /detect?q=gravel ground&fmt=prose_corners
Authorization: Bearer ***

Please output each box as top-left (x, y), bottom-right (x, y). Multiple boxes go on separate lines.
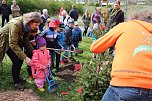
top-left (0, 89), bottom-right (43, 101)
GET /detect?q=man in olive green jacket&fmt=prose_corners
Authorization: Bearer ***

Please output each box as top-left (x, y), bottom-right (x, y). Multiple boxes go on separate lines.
top-left (0, 12), bottom-right (42, 90)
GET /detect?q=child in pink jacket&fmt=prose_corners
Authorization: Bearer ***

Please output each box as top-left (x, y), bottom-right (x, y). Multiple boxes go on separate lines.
top-left (31, 36), bottom-right (51, 92)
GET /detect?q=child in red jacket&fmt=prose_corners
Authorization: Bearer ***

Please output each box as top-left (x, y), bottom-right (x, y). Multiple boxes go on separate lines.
top-left (31, 36), bottom-right (51, 92)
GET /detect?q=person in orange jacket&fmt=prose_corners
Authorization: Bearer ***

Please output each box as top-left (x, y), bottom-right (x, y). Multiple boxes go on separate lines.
top-left (90, 11), bottom-right (152, 101)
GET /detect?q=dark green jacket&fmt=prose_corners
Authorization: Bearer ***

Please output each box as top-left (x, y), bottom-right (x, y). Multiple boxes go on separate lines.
top-left (0, 17), bottom-right (34, 61)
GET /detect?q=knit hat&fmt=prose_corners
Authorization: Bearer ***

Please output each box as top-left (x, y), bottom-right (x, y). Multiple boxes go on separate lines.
top-left (68, 18), bottom-right (74, 24)
top-left (49, 20), bottom-right (57, 28)
top-left (59, 22), bottom-right (65, 28)
top-left (36, 36), bottom-right (46, 49)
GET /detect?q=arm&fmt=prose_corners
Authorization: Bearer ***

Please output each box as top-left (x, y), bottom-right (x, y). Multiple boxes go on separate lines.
top-left (11, 5), bottom-right (15, 11)
top-left (119, 11), bottom-right (124, 23)
top-left (23, 32), bottom-right (34, 57)
top-left (16, 5), bottom-right (20, 11)
top-left (69, 10), bottom-right (72, 18)
top-left (79, 29), bottom-right (82, 41)
top-left (9, 6), bottom-right (12, 14)
top-left (82, 14), bottom-right (85, 21)
top-left (76, 10), bottom-right (79, 20)
top-left (9, 24), bottom-right (27, 60)
top-left (46, 50), bottom-right (51, 66)
top-left (90, 23), bottom-right (124, 53)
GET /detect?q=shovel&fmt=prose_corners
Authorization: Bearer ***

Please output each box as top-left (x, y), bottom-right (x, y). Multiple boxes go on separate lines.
top-left (44, 65), bottom-right (58, 93)
top-left (47, 47), bottom-right (83, 54)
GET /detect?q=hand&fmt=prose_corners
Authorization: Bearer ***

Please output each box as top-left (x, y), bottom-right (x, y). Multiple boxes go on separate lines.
top-left (42, 66), bottom-right (46, 69)
top-left (31, 41), bottom-right (36, 46)
top-left (26, 57), bottom-right (31, 66)
top-left (60, 48), bottom-right (64, 52)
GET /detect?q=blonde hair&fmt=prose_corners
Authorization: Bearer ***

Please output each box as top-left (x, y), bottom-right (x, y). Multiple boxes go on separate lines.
top-left (128, 11), bottom-right (152, 23)
top-left (85, 9), bottom-right (91, 17)
top-left (23, 12), bottom-right (42, 24)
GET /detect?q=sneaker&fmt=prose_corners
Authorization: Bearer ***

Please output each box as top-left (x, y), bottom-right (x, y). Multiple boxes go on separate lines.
top-left (14, 83), bottom-right (25, 91)
top-left (38, 88), bottom-right (45, 92)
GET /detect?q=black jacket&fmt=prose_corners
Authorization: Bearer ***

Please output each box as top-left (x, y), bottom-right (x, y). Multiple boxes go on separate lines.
top-left (107, 8), bottom-right (124, 29)
top-left (69, 8), bottom-right (79, 21)
top-left (0, 4), bottom-right (11, 17)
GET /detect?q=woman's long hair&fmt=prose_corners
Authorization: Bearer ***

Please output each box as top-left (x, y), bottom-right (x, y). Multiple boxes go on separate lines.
top-left (23, 12), bottom-right (42, 24)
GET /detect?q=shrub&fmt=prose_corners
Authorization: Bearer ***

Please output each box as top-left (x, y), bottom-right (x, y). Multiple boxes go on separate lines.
top-left (7, 0), bottom-right (84, 15)
top-left (67, 53), bottom-right (112, 100)
top-left (144, 0), bottom-right (152, 5)
top-left (95, 3), bottom-right (100, 7)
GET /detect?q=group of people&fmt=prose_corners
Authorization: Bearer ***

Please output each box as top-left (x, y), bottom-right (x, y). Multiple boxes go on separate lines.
top-left (0, 0), bottom-right (20, 27)
top-left (0, 1), bottom-right (82, 91)
top-left (59, 4), bottom-right (79, 26)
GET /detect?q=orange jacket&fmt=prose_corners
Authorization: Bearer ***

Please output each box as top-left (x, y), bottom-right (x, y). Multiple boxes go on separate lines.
top-left (90, 20), bottom-right (152, 89)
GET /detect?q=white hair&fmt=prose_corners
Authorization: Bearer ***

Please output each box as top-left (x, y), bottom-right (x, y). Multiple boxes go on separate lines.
top-left (42, 9), bottom-right (48, 14)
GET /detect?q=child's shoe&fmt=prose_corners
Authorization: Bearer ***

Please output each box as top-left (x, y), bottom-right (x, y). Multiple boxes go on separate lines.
top-left (38, 88), bottom-right (45, 92)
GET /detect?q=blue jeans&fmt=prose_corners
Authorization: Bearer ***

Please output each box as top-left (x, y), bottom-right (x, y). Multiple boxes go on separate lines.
top-left (50, 50), bottom-right (55, 68)
top-left (70, 42), bottom-right (78, 56)
top-left (87, 30), bottom-right (93, 37)
top-left (50, 50), bottom-right (61, 70)
top-left (62, 45), bottom-right (71, 61)
top-left (102, 85), bottom-right (152, 101)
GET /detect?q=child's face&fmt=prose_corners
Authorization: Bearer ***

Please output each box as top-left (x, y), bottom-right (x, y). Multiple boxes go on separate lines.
top-left (74, 25), bottom-right (79, 29)
top-left (69, 23), bottom-right (74, 28)
top-left (39, 46), bottom-right (46, 51)
top-left (56, 27), bottom-right (63, 33)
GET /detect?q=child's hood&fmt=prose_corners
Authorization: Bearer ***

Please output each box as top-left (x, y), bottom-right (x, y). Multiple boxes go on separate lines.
top-left (32, 49), bottom-right (46, 53)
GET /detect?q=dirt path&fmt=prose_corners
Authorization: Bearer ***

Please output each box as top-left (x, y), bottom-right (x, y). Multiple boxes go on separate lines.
top-left (0, 89), bottom-right (43, 101)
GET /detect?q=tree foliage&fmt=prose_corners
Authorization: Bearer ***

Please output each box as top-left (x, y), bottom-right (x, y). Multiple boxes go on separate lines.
top-left (6, 0), bottom-right (84, 15)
